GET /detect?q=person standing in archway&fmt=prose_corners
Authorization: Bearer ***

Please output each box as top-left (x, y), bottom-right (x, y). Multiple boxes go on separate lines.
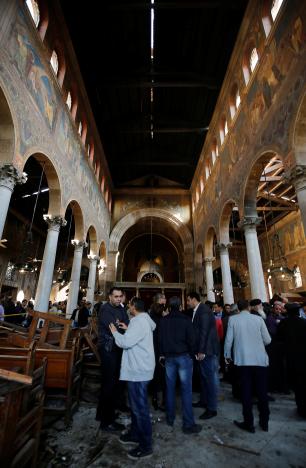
top-left (96, 287), bottom-right (129, 432)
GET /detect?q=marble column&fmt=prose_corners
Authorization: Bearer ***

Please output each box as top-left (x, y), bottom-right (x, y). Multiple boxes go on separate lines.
top-left (66, 240), bottom-right (87, 316)
top-left (87, 255), bottom-right (99, 305)
top-left (0, 164), bottom-right (27, 240)
top-left (218, 243), bottom-right (234, 305)
top-left (35, 215), bottom-right (67, 312)
top-left (238, 217), bottom-right (267, 302)
top-left (285, 165), bottom-right (306, 236)
top-left (204, 257), bottom-right (215, 302)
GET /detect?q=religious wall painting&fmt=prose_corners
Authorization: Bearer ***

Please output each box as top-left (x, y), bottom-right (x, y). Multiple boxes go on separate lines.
top-left (8, 10), bottom-right (57, 131)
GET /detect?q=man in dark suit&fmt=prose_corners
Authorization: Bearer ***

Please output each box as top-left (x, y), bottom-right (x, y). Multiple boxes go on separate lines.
top-left (187, 292), bottom-right (219, 419)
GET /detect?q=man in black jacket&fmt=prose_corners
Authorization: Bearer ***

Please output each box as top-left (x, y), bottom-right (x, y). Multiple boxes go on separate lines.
top-left (159, 296), bottom-right (201, 434)
top-left (187, 292), bottom-right (219, 419)
top-left (96, 287), bottom-right (129, 431)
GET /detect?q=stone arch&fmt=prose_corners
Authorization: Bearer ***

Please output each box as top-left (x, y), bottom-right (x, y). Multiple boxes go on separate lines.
top-left (219, 199), bottom-right (238, 244)
top-left (0, 85), bottom-right (15, 164)
top-left (109, 208), bottom-right (194, 283)
top-left (292, 90), bottom-right (306, 166)
top-left (99, 241), bottom-right (106, 260)
top-left (204, 226), bottom-right (217, 258)
top-left (21, 151), bottom-right (62, 216)
top-left (86, 225), bottom-right (98, 255)
top-left (242, 149), bottom-right (282, 217)
top-left (63, 200), bottom-right (84, 241)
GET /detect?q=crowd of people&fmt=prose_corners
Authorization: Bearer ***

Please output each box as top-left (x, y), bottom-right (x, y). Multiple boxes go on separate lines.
top-left (96, 288), bottom-right (306, 461)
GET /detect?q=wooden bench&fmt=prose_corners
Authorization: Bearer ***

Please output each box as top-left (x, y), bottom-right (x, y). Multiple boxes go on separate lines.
top-left (0, 342), bottom-right (46, 467)
top-left (0, 337), bottom-right (82, 425)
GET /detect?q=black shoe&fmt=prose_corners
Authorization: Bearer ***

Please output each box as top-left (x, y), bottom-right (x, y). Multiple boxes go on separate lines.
top-left (100, 421), bottom-right (125, 433)
top-left (259, 422), bottom-right (268, 432)
top-left (127, 446), bottom-right (153, 460)
top-left (199, 410), bottom-right (217, 420)
top-left (183, 424), bottom-right (202, 434)
top-left (119, 432), bottom-right (139, 445)
top-left (234, 420), bottom-right (255, 433)
top-left (192, 401), bottom-right (207, 409)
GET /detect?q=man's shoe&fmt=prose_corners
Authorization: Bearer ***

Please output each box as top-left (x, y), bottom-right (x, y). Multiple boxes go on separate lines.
top-left (259, 422), bottom-right (268, 432)
top-left (119, 432), bottom-right (139, 445)
top-left (199, 410), bottom-right (217, 420)
top-left (183, 424), bottom-right (202, 434)
top-left (234, 420), bottom-right (255, 433)
top-left (127, 446), bottom-right (153, 460)
top-left (192, 401), bottom-right (207, 408)
top-left (100, 421), bottom-right (125, 433)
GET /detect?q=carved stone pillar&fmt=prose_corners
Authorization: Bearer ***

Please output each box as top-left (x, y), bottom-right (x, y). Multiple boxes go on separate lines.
top-left (87, 255), bottom-right (100, 305)
top-left (35, 215), bottom-right (67, 312)
top-left (285, 165), bottom-right (306, 236)
top-left (204, 257), bottom-right (215, 302)
top-left (238, 217), bottom-right (267, 302)
top-left (0, 164), bottom-right (27, 240)
top-left (66, 240), bottom-right (87, 316)
top-left (217, 243), bottom-right (234, 305)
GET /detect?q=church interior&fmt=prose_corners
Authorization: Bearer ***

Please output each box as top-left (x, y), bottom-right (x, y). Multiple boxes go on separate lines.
top-left (0, 0), bottom-right (306, 466)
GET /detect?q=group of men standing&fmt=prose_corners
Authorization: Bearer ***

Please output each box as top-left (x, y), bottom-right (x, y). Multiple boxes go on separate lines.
top-left (96, 287), bottom-right (302, 461)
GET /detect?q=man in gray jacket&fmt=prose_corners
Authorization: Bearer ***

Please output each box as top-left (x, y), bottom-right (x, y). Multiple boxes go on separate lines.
top-left (109, 297), bottom-right (156, 460)
top-left (224, 299), bottom-right (271, 433)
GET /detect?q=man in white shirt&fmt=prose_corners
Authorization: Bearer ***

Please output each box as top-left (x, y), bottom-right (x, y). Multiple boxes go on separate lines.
top-left (224, 299), bottom-right (271, 433)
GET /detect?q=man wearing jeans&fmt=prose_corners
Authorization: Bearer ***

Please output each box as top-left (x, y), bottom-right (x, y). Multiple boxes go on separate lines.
top-left (109, 297), bottom-right (156, 460)
top-left (159, 296), bottom-right (201, 434)
top-left (187, 292), bottom-right (220, 419)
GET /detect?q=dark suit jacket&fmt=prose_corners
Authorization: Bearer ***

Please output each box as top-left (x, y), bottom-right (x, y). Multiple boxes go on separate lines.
top-left (192, 303), bottom-right (219, 356)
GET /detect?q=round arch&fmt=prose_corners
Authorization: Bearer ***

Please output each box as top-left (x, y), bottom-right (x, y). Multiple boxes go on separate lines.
top-left (99, 241), bottom-right (106, 260)
top-left (63, 200), bottom-right (84, 240)
top-left (86, 225), bottom-right (98, 255)
top-left (219, 199), bottom-right (238, 244)
top-left (109, 208), bottom-right (194, 283)
top-left (204, 226), bottom-right (217, 258)
top-left (21, 151), bottom-right (62, 216)
top-left (0, 85), bottom-right (15, 164)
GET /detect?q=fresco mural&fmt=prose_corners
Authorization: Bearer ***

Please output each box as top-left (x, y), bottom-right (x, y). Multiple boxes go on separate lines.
top-left (8, 9), bottom-right (57, 131)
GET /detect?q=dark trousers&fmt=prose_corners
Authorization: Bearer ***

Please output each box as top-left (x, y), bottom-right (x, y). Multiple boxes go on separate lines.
top-left (128, 381), bottom-right (152, 451)
top-left (239, 366), bottom-right (270, 427)
top-left (199, 355), bottom-right (219, 412)
top-left (96, 348), bottom-right (124, 426)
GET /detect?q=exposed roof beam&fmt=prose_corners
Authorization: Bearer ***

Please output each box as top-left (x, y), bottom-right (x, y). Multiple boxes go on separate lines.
top-left (259, 175), bottom-right (282, 182)
top-left (257, 191), bottom-right (297, 207)
top-left (256, 206), bottom-right (297, 212)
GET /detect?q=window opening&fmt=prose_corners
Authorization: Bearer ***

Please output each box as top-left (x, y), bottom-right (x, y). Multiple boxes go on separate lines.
top-left (271, 0), bottom-right (284, 21)
top-left (66, 91), bottom-right (72, 110)
top-left (50, 50), bottom-right (59, 75)
top-left (25, 0), bottom-right (40, 27)
top-left (235, 90), bottom-right (241, 109)
top-left (293, 265), bottom-right (303, 288)
top-left (250, 47), bottom-right (259, 72)
top-left (78, 121), bottom-right (82, 136)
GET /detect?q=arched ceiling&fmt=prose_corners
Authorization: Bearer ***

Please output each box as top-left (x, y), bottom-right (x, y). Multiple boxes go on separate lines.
top-left (59, 0), bottom-right (248, 188)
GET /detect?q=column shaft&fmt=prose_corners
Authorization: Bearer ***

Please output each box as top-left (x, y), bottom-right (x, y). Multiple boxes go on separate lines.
top-left (219, 245), bottom-right (234, 305)
top-left (35, 216), bottom-right (66, 312)
top-left (66, 241), bottom-right (86, 316)
top-left (204, 257), bottom-right (215, 302)
top-left (87, 256), bottom-right (99, 304)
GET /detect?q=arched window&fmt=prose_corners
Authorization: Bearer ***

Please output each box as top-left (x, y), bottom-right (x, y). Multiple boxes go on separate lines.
top-left (250, 47), bottom-right (259, 72)
top-left (200, 177), bottom-right (204, 193)
top-left (294, 265), bottom-right (303, 288)
top-left (271, 0), bottom-right (284, 21)
top-left (78, 121), bottom-right (82, 136)
top-left (25, 0), bottom-right (40, 27)
top-left (195, 189), bottom-right (199, 204)
top-left (50, 50), bottom-right (59, 75)
top-left (66, 91), bottom-right (72, 110)
top-left (211, 138), bottom-right (219, 164)
top-left (205, 163), bottom-right (211, 180)
top-left (243, 43), bottom-right (259, 85)
top-left (219, 115), bottom-right (227, 145)
top-left (230, 83), bottom-right (241, 119)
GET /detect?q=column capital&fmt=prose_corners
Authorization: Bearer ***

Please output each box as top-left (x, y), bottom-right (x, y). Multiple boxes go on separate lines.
top-left (284, 164), bottom-right (306, 192)
top-left (204, 257), bottom-right (215, 264)
top-left (43, 214), bottom-right (67, 231)
top-left (217, 242), bottom-right (232, 253)
top-left (0, 164), bottom-right (27, 191)
top-left (88, 254), bottom-right (100, 263)
top-left (238, 216), bottom-right (261, 231)
top-left (71, 239), bottom-right (88, 251)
